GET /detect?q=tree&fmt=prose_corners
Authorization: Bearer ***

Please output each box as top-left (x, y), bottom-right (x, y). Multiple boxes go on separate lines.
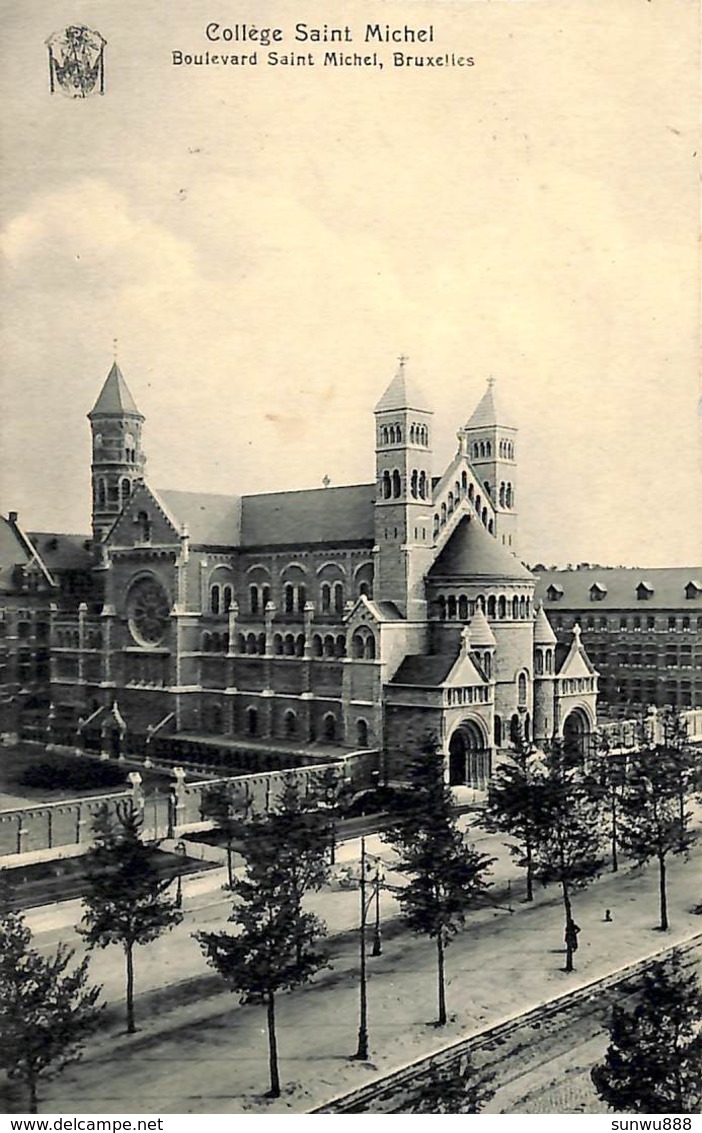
top-left (196, 781), bottom-right (329, 1096)
top-left (479, 739), bottom-right (544, 901)
top-left (531, 743), bottom-right (605, 972)
top-left (0, 906), bottom-right (102, 1112)
top-left (409, 1056), bottom-right (495, 1113)
top-left (658, 710), bottom-right (702, 851)
top-left (200, 780), bottom-right (252, 886)
top-left (80, 801), bottom-right (183, 1034)
top-left (617, 746), bottom-right (696, 932)
top-left (592, 950), bottom-right (702, 1113)
top-left (385, 742), bottom-right (494, 1026)
top-left (588, 731), bottom-right (628, 873)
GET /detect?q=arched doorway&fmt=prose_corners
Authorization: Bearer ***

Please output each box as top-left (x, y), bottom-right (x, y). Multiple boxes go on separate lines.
top-left (563, 707), bottom-right (590, 764)
top-left (448, 720), bottom-right (490, 788)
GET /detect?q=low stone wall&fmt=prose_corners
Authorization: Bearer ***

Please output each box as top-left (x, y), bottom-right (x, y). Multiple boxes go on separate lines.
top-left (0, 747), bottom-right (379, 864)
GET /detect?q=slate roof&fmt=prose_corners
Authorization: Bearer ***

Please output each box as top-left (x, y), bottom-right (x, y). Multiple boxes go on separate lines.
top-left (88, 362), bottom-right (142, 418)
top-left (429, 516), bottom-right (534, 582)
top-left (157, 490), bottom-right (242, 546)
top-left (374, 364), bottom-right (432, 413)
top-left (534, 567), bottom-right (702, 611)
top-left (465, 377), bottom-right (515, 431)
top-left (0, 516), bottom-right (32, 592)
top-left (467, 606), bottom-right (497, 647)
top-left (391, 651), bottom-right (460, 686)
top-left (240, 483), bottom-right (376, 547)
top-left (28, 532), bottom-right (93, 572)
top-left (534, 604), bottom-right (557, 645)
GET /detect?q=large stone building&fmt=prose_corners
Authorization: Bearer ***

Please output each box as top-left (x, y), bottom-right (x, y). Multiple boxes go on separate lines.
top-left (3, 360), bottom-right (599, 784)
top-left (533, 567), bottom-right (702, 716)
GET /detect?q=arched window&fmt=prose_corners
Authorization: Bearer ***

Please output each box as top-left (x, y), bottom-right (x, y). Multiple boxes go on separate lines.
top-left (525, 597), bottom-right (531, 618)
top-left (97, 479), bottom-right (107, 508)
top-left (447, 595), bottom-right (457, 619)
top-left (475, 495), bottom-right (481, 514)
top-left (519, 596), bottom-right (526, 618)
top-left (312, 634), bottom-right (323, 657)
top-left (333, 582), bottom-right (344, 615)
top-left (440, 502), bottom-right (447, 524)
top-left (120, 478), bottom-right (131, 506)
top-left (484, 481), bottom-right (491, 498)
top-left (357, 718), bottom-right (369, 746)
top-left (297, 584), bottom-right (307, 612)
top-left (512, 596), bottom-right (519, 619)
top-left (295, 634), bottom-right (305, 657)
top-left (137, 511), bottom-right (151, 542)
top-left (237, 633), bottom-right (246, 654)
top-left (324, 634), bottom-right (335, 658)
top-left (396, 425), bottom-right (402, 442)
top-left (410, 424), bottom-right (416, 444)
top-left (461, 471), bottom-right (468, 492)
top-left (433, 513), bottom-right (440, 538)
top-left (483, 653), bottom-right (492, 679)
top-left (518, 672), bottom-right (527, 704)
top-left (336, 634), bottom-right (346, 657)
top-left (257, 632), bottom-right (266, 655)
top-left (458, 595), bottom-right (468, 620)
top-left (510, 713), bottom-right (521, 744)
top-left (285, 710), bottom-right (297, 737)
top-left (352, 632), bottom-right (364, 659)
top-left (545, 650), bottom-right (553, 674)
top-left (494, 715), bottom-right (502, 747)
top-left (284, 583), bottom-right (294, 614)
top-left (392, 470), bottom-right (401, 498)
top-left (418, 471), bottom-right (427, 499)
top-left (364, 635), bottom-right (376, 660)
top-left (223, 585), bottom-right (233, 613)
top-left (488, 519), bottom-right (494, 534)
top-left (468, 482), bottom-right (474, 501)
top-left (499, 483), bottom-right (506, 508)
top-left (485, 441), bottom-right (492, 457)
top-left (273, 633), bottom-right (283, 655)
top-left (210, 585), bottom-right (220, 615)
top-left (262, 584), bottom-right (271, 609)
top-left (447, 491), bottom-right (454, 515)
top-left (487, 595), bottom-right (496, 618)
top-left (410, 470), bottom-right (418, 498)
top-left (506, 483), bottom-right (513, 508)
top-left (535, 650), bottom-right (543, 674)
top-left (481, 508), bottom-right (488, 527)
top-left (323, 714), bottom-right (337, 742)
top-left (382, 470), bottom-right (391, 499)
top-left (249, 585), bottom-right (259, 615)
top-left (476, 594), bottom-right (485, 612)
top-left (202, 632), bottom-right (211, 652)
top-left (498, 596), bottom-right (507, 619)
top-left (284, 634), bottom-right (295, 656)
top-left (247, 707), bottom-right (258, 736)
top-left (321, 582), bottom-right (331, 613)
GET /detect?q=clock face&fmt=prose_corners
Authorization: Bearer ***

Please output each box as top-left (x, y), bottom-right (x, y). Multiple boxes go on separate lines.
top-left (127, 578), bottom-right (170, 646)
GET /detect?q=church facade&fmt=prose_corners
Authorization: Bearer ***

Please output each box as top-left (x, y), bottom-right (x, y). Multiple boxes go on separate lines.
top-left (45, 360), bottom-right (598, 784)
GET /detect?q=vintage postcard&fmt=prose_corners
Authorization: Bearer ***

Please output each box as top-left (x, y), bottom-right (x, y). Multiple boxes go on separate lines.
top-left (0, 0), bottom-right (700, 1120)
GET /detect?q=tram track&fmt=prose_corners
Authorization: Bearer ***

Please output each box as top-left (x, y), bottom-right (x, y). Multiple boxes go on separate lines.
top-left (311, 933), bottom-right (702, 1113)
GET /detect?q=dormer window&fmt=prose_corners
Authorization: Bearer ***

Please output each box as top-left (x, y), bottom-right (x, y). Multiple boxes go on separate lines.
top-left (636, 581), bottom-right (654, 600)
top-left (589, 582), bottom-right (607, 601)
top-left (684, 580), bottom-right (702, 599)
top-left (546, 584), bottom-right (564, 602)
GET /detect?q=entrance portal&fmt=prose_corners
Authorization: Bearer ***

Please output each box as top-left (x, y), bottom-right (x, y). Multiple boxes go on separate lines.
top-left (563, 707), bottom-right (591, 764)
top-left (448, 721), bottom-right (490, 788)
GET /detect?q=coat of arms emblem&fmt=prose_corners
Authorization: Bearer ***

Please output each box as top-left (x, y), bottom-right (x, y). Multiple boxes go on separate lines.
top-left (46, 26), bottom-right (106, 98)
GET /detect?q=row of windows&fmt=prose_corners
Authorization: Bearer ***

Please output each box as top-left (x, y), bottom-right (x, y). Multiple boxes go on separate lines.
top-left (534, 648), bottom-right (555, 674)
top-left (498, 482), bottom-right (514, 509)
top-left (433, 474), bottom-right (495, 536)
top-left (560, 677), bottom-right (595, 695)
top-left (435, 593), bottom-right (532, 621)
top-left (236, 705), bottom-right (371, 745)
top-left (379, 469), bottom-right (430, 501)
top-left (550, 582), bottom-right (702, 604)
top-left (213, 579), bottom-right (372, 617)
top-left (586, 645), bottom-right (698, 669)
top-left (228, 629), bottom-right (376, 660)
top-left (446, 685), bottom-right (490, 705)
top-left (95, 478), bottom-right (134, 509)
top-left (378, 422), bottom-right (429, 447)
top-left (553, 614), bottom-right (702, 632)
top-left (471, 439), bottom-right (515, 461)
top-left (603, 678), bottom-right (701, 708)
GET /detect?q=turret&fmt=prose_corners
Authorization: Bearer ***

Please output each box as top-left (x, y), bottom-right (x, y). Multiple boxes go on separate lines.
top-left (533, 604), bottom-right (557, 743)
top-left (459, 377), bottom-right (518, 551)
top-left (88, 361), bottom-right (145, 543)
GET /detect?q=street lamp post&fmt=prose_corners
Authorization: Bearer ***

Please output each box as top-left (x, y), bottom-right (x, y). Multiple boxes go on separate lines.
top-left (174, 839), bottom-right (187, 909)
top-left (371, 860), bottom-right (383, 957)
top-left (354, 836), bottom-right (369, 1061)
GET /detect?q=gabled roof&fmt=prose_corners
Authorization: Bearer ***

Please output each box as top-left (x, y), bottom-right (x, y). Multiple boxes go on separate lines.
top-left (429, 516), bottom-right (534, 582)
top-left (557, 625), bottom-right (598, 679)
top-left (88, 362), bottom-right (142, 418)
top-left (0, 516), bottom-right (33, 593)
top-left (374, 362), bottom-right (432, 414)
top-left (157, 489), bottom-right (241, 546)
top-left (240, 483), bottom-right (375, 547)
top-left (391, 651), bottom-right (459, 686)
top-left (534, 566), bottom-right (702, 610)
top-left (464, 377), bottom-right (515, 431)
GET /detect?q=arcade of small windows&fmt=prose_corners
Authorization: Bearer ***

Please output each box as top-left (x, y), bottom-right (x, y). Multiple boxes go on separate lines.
top-left (534, 648), bottom-right (554, 675)
top-left (274, 633), bottom-right (306, 657)
top-left (436, 592), bottom-right (531, 621)
top-left (249, 584), bottom-right (271, 615)
top-left (320, 581), bottom-right (345, 616)
top-left (409, 469), bottom-right (429, 499)
top-left (311, 633), bottom-right (347, 659)
top-left (498, 439), bottom-right (515, 459)
top-left (380, 423), bottom-right (403, 445)
top-left (283, 582), bottom-right (307, 614)
top-left (498, 482), bottom-right (514, 509)
top-left (433, 477), bottom-right (495, 537)
top-left (201, 631), bottom-right (229, 652)
top-left (210, 583), bottom-right (234, 615)
top-left (472, 440), bottom-right (493, 459)
top-left (446, 685), bottom-right (489, 706)
top-left (409, 423), bottom-right (429, 446)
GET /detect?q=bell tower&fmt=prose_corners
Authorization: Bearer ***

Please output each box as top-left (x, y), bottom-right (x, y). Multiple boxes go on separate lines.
top-left (88, 359), bottom-right (146, 544)
top-left (374, 357), bottom-right (434, 619)
top-left (461, 376), bottom-right (518, 552)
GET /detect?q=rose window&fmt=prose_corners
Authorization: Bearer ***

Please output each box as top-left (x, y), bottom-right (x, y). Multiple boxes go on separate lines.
top-left (127, 578), bottom-right (170, 646)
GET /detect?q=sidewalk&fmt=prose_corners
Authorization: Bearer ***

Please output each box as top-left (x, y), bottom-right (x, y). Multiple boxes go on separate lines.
top-left (16, 828), bottom-right (702, 1115)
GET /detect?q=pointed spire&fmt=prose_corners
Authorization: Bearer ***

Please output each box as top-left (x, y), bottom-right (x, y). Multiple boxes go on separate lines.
top-left (89, 361), bottom-right (143, 418)
top-left (468, 605), bottom-right (497, 648)
top-left (534, 603), bottom-right (557, 646)
top-left (465, 375), bottom-right (514, 430)
top-left (375, 355), bottom-right (432, 414)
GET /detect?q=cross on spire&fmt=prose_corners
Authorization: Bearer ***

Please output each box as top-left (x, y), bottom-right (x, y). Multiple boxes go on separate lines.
top-left (397, 353), bottom-right (409, 370)
top-left (113, 337), bottom-right (119, 362)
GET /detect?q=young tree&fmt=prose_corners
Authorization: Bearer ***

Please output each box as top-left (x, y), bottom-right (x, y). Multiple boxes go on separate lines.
top-left (80, 801), bottom-right (183, 1034)
top-left (587, 732), bottom-right (628, 874)
top-left (658, 710), bottom-right (702, 851)
top-left (617, 746), bottom-right (696, 932)
top-left (531, 744), bottom-right (605, 972)
top-left (200, 780), bottom-right (251, 886)
top-left (0, 907), bottom-right (102, 1113)
top-left (385, 742), bottom-right (494, 1026)
top-left (592, 950), bottom-right (702, 1113)
top-left (196, 782), bottom-right (330, 1096)
top-left (409, 1056), bottom-right (495, 1113)
top-left (479, 739), bottom-right (544, 901)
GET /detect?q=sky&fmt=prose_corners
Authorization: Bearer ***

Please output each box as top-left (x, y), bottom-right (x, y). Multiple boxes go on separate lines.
top-left (1, 0), bottom-right (700, 568)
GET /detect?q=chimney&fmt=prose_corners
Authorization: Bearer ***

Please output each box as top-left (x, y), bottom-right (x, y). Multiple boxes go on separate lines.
top-left (8, 511), bottom-right (18, 524)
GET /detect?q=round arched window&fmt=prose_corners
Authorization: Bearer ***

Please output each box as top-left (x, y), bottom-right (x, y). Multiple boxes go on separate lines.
top-left (127, 578), bottom-right (170, 646)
